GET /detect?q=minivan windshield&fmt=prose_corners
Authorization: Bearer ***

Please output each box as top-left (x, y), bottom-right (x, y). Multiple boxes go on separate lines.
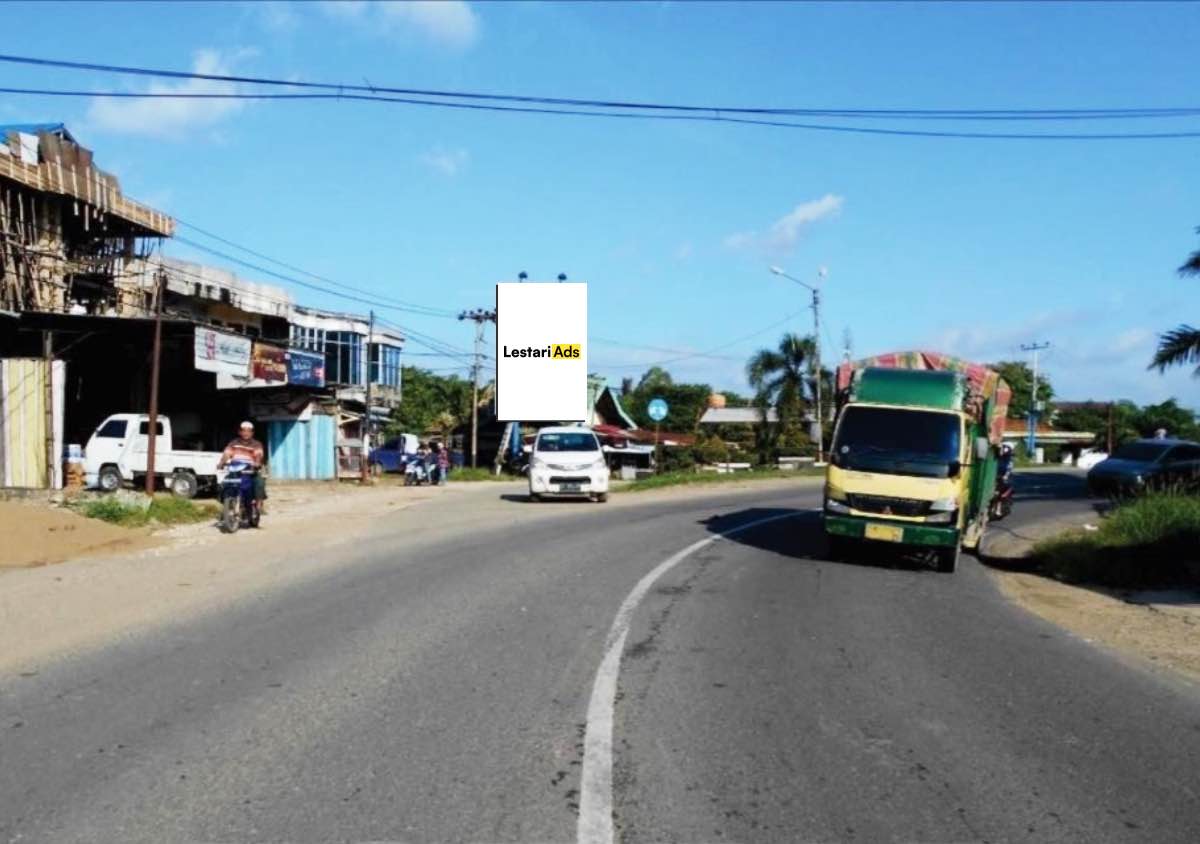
top-left (536, 432), bottom-right (600, 452)
top-left (1111, 442), bottom-right (1171, 463)
top-left (832, 406), bottom-right (962, 479)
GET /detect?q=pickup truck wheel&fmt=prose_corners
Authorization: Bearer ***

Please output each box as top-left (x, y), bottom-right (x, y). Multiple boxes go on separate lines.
top-left (98, 465), bottom-right (122, 492)
top-left (935, 544), bottom-right (959, 574)
top-left (170, 471), bottom-right (198, 499)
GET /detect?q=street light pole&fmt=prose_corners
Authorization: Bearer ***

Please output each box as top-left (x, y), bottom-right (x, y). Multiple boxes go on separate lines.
top-left (770, 266), bottom-right (827, 464)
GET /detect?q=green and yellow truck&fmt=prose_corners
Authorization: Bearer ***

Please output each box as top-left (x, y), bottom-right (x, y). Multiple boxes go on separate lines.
top-left (822, 351), bottom-right (1012, 573)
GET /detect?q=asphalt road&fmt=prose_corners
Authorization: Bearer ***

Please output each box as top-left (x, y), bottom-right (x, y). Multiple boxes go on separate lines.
top-left (3, 471), bottom-right (1198, 843)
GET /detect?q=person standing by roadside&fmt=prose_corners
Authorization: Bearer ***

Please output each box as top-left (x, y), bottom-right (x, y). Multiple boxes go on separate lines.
top-left (436, 441), bottom-right (450, 485)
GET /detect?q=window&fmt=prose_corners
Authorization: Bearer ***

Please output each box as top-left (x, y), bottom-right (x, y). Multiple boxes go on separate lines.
top-left (1112, 442), bottom-right (1172, 462)
top-left (290, 325), bottom-right (326, 354)
top-left (1168, 445), bottom-right (1200, 462)
top-left (370, 343), bottom-right (402, 388)
top-left (138, 421), bottom-right (164, 436)
top-left (96, 419), bottom-right (128, 438)
top-left (831, 406), bottom-right (962, 479)
top-left (536, 432), bottom-right (600, 452)
top-left (325, 331), bottom-right (365, 385)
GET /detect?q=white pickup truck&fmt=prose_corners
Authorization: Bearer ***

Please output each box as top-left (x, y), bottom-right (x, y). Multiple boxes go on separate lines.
top-left (84, 413), bottom-right (224, 498)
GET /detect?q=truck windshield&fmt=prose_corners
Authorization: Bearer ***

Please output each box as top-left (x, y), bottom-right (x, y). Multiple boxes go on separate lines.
top-left (832, 406), bottom-right (962, 479)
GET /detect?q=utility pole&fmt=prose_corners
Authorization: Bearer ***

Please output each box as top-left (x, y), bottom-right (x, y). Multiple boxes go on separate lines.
top-left (770, 266), bottom-right (827, 464)
top-left (361, 309), bottom-right (375, 484)
top-left (1020, 341), bottom-right (1051, 460)
top-left (459, 307), bottom-right (497, 468)
top-left (145, 269), bottom-right (165, 496)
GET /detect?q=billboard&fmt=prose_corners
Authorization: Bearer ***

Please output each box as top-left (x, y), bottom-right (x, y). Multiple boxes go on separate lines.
top-left (194, 327), bottom-right (251, 377)
top-left (496, 282), bottom-right (587, 421)
top-left (252, 342), bottom-right (288, 383)
top-left (287, 349), bottom-right (326, 388)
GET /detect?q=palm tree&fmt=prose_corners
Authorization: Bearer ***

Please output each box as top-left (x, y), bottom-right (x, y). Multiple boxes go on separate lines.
top-left (746, 333), bottom-right (816, 456)
top-left (1150, 227), bottom-right (1200, 376)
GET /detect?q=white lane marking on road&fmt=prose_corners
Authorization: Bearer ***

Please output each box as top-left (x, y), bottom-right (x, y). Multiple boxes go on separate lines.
top-left (576, 511), bottom-right (806, 844)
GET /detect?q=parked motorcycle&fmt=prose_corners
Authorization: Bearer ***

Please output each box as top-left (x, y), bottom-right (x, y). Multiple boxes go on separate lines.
top-left (220, 459), bottom-right (260, 533)
top-left (403, 457), bottom-right (430, 487)
top-left (989, 472), bottom-right (1014, 520)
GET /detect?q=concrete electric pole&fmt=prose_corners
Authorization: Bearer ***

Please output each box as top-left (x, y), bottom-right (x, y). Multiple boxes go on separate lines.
top-left (1020, 341), bottom-right (1051, 459)
top-left (770, 266), bottom-right (827, 465)
top-left (459, 307), bottom-right (497, 468)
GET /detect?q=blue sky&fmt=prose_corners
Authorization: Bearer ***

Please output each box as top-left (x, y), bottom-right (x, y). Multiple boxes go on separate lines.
top-left (3, 1), bottom-right (1198, 406)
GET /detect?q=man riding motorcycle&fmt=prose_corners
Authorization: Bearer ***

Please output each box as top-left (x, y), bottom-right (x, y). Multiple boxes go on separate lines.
top-left (991, 443), bottom-right (1015, 519)
top-left (218, 421), bottom-right (267, 509)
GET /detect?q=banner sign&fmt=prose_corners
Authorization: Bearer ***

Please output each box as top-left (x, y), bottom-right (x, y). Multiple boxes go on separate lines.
top-left (252, 342), bottom-right (288, 383)
top-left (194, 327), bottom-right (251, 377)
top-left (287, 349), bottom-right (326, 388)
top-left (496, 282), bottom-right (588, 421)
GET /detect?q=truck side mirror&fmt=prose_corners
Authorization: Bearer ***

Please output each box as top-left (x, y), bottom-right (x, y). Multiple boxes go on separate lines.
top-left (974, 437), bottom-right (990, 461)
top-left (947, 460), bottom-right (962, 478)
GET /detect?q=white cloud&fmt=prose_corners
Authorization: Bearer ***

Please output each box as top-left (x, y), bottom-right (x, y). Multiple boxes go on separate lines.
top-left (322, 1), bottom-right (481, 49)
top-left (256, 1), bottom-right (300, 33)
top-left (674, 242), bottom-right (693, 261)
top-left (381, 1), bottom-right (480, 48)
top-left (87, 49), bottom-right (252, 139)
top-left (723, 194), bottom-right (844, 255)
top-left (420, 146), bottom-right (469, 176)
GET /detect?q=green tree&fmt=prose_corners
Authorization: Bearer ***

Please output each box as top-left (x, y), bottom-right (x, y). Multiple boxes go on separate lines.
top-left (1150, 227), bottom-right (1200, 375)
top-left (1134, 399), bottom-right (1200, 441)
top-left (746, 333), bottom-right (816, 462)
top-left (636, 366), bottom-right (674, 392)
top-left (627, 379), bottom-right (712, 430)
top-left (990, 360), bottom-right (1054, 419)
top-left (388, 367), bottom-right (473, 436)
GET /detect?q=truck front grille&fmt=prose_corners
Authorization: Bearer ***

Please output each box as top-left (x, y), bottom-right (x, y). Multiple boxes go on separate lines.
top-left (847, 494), bottom-right (931, 517)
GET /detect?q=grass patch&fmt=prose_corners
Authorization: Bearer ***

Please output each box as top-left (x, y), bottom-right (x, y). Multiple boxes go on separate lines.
top-left (618, 466), bottom-right (823, 493)
top-left (1035, 493), bottom-right (1200, 588)
top-left (450, 467), bottom-right (511, 482)
top-left (81, 495), bottom-right (219, 528)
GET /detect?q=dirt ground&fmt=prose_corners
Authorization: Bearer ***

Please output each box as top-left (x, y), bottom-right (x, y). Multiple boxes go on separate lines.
top-left (996, 572), bottom-right (1200, 686)
top-left (0, 499), bottom-right (160, 568)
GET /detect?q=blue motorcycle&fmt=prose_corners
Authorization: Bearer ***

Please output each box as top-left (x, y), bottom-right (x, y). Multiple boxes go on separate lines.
top-left (219, 459), bottom-right (260, 533)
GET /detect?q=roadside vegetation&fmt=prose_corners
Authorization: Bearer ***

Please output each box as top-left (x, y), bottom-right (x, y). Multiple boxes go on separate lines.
top-left (618, 466), bottom-right (822, 493)
top-left (79, 495), bottom-right (219, 528)
top-left (1034, 492), bottom-right (1200, 588)
top-left (449, 467), bottom-right (509, 482)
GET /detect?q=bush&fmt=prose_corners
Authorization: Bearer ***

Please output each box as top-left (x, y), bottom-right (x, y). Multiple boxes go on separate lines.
top-left (81, 495), bottom-right (218, 528)
top-left (693, 435), bottom-right (729, 466)
top-left (1034, 493), bottom-right (1200, 588)
top-left (660, 447), bottom-right (697, 473)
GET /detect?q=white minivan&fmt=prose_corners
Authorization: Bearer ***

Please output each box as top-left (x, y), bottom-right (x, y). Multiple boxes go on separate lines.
top-left (528, 426), bottom-right (609, 502)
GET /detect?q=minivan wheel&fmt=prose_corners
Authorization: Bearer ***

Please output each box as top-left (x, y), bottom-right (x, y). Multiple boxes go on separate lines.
top-left (529, 492), bottom-right (542, 503)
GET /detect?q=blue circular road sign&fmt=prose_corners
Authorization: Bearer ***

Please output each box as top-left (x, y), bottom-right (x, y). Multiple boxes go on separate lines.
top-left (647, 398), bottom-right (669, 422)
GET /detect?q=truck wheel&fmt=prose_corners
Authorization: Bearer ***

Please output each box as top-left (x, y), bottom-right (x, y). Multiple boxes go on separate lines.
top-left (98, 465), bottom-right (122, 492)
top-left (935, 544), bottom-right (959, 574)
top-left (827, 535), bottom-right (854, 561)
top-left (170, 471), bottom-right (198, 499)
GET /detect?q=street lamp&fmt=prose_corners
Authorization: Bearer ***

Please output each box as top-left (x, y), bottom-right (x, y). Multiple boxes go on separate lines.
top-left (769, 265), bottom-right (827, 465)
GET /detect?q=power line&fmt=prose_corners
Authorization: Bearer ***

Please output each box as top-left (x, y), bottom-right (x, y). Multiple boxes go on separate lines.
top-left (174, 218), bottom-right (458, 317)
top-left (1, 53), bottom-right (1196, 120)
top-left (5, 85), bottom-right (1200, 140)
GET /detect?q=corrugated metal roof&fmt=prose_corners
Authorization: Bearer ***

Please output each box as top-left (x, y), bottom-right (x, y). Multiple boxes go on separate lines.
top-left (0, 123), bottom-right (76, 143)
top-left (700, 407), bottom-right (779, 424)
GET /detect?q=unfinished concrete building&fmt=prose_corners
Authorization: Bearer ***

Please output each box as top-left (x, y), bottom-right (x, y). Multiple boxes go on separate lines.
top-left (0, 123), bottom-right (173, 315)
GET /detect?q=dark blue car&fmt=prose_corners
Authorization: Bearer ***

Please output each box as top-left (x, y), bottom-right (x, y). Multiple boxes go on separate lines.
top-left (1086, 439), bottom-right (1200, 496)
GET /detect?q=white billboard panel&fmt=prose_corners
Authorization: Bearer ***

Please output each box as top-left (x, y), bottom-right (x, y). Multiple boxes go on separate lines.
top-left (496, 282), bottom-right (587, 422)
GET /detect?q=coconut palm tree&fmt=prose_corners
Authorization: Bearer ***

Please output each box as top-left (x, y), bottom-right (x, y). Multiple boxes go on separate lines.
top-left (1150, 227), bottom-right (1200, 376)
top-left (746, 332), bottom-right (816, 451)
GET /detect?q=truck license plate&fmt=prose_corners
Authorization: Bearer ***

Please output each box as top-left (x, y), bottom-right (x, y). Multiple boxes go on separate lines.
top-left (865, 523), bottom-right (904, 543)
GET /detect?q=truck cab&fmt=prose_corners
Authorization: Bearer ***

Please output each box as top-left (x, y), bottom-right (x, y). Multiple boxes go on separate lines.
top-left (823, 367), bottom-right (1000, 573)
